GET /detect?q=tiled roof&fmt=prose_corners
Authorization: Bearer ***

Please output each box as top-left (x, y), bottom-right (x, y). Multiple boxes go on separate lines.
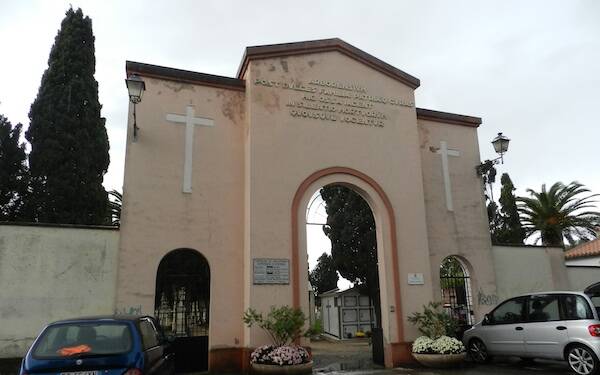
top-left (565, 238), bottom-right (600, 259)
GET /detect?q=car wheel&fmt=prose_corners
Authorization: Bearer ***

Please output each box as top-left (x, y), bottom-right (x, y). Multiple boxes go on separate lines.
top-left (468, 339), bottom-right (491, 363)
top-left (567, 344), bottom-right (599, 375)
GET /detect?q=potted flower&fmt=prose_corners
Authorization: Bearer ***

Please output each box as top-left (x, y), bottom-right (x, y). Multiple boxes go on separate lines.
top-left (243, 306), bottom-right (313, 374)
top-left (408, 302), bottom-right (466, 368)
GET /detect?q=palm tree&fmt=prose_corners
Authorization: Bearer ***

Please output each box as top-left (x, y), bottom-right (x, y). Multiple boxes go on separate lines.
top-left (107, 190), bottom-right (122, 226)
top-left (518, 181), bottom-right (600, 247)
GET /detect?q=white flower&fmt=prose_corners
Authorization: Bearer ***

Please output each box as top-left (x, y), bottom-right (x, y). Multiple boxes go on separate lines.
top-left (430, 336), bottom-right (465, 354)
top-left (412, 336), bottom-right (434, 354)
top-left (250, 345), bottom-right (310, 365)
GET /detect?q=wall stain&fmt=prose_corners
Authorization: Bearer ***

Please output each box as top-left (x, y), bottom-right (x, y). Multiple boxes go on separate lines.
top-left (132, 292), bottom-right (154, 298)
top-left (162, 80), bottom-right (196, 93)
top-left (216, 90), bottom-right (245, 125)
top-left (55, 261), bottom-right (78, 279)
top-left (419, 124), bottom-right (430, 149)
top-left (280, 59), bottom-right (289, 73)
top-left (268, 64), bottom-right (276, 72)
top-left (262, 91), bottom-right (280, 114)
top-left (0, 305), bottom-right (18, 319)
top-left (307, 60), bottom-right (316, 68)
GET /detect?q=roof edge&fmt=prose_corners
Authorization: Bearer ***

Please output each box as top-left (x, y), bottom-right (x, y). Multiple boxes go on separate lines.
top-left (236, 38), bottom-right (420, 89)
top-left (416, 107), bottom-right (482, 127)
top-left (126, 61), bottom-right (246, 91)
top-left (0, 221), bottom-right (119, 230)
top-left (564, 238), bottom-right (600, 259)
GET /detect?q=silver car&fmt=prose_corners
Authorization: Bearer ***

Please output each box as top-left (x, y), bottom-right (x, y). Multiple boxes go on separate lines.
top-left (463, 291), bottom-right (600, 375)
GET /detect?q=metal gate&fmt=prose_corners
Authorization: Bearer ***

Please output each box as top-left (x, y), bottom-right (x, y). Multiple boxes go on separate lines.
top-left (155, 249), bottom-right (210, 373)
top-left (440, 257), bottom-right (473, 337)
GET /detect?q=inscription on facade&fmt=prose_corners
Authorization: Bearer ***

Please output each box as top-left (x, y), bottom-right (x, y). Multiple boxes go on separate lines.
top-left (254, 78), bottom-right (414, 128)
top-left (253, 258), bottom-right (290, 285)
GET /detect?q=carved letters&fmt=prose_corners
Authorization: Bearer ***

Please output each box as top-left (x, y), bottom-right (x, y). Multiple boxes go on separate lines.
top-left (254, 78), bottom-right (414, 128)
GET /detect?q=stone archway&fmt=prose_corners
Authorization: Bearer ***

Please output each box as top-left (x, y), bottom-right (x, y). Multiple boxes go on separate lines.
top-left (155, 248), bottom-right (210, 372)
top-left (292, 167), bottom-right (408, 366)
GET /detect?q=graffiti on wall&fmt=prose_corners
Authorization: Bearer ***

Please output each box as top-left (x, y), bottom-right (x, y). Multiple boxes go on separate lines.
top-left (477, 289), bottom-right (499, 306)
top-left (115, 305), bottom-right (142, 315)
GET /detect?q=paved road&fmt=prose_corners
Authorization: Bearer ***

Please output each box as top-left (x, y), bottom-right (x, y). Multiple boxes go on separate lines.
top-left (311, 339), bottom-right (574, 375)
top-left (314, 358), bottom-right (573, 375)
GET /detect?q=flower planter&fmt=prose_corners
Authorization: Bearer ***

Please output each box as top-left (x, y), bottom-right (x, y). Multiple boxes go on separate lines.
top-left (251, 361), bottom-right (313, 374)
top-left (412, 352), bottom-right (466, 368)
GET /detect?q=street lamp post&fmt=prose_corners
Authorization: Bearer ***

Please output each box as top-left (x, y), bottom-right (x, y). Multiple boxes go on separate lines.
top-left (476, 132), bottom-right (510, 201)
top-left (125, 74), bottom-right (146, 141)
top-left (476, 132), bottom-right (510, 176)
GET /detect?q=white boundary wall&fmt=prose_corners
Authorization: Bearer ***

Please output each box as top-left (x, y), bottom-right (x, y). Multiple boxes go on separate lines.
top-left (0, 223), bottom-right (119, 358)
top-left (491, 245), bottom-right (571, 302)
top-left (566, 257), bottom-right (600, 292)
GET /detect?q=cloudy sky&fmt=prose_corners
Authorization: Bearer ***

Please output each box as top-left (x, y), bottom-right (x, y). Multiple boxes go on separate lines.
top-left (1, 1), bottom-right (599, 285)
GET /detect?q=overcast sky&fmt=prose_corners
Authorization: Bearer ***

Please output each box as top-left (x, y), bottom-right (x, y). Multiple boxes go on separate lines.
top-left (1, 1), bottom-right (599, 278)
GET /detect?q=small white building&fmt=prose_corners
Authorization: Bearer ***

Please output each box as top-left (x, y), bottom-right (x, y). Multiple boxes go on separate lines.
top-left (565, 238), bottom-right (600, 291)
top-left (319, 287), bottom-right (376, 339)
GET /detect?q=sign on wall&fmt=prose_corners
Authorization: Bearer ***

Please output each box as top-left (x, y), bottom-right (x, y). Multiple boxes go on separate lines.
top-left (253, 258), bottom-right (290, 284)
top-left (407, 273), bottom-right (425, 285)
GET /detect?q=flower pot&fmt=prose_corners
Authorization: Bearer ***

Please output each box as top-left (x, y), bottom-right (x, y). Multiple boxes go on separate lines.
top-left (251, 361), bottom-right (313, 375)
top-left (412, 352), bottom-right (466, 368)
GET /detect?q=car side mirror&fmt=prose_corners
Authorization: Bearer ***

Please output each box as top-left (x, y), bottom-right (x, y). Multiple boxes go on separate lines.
top-left (482, 314), bottom-right (491, 325)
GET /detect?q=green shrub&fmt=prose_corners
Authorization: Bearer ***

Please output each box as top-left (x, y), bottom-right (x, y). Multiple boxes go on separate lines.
top-left (311, 318), bottom-right (323, 335)
top-left (407, 302), bottom-right (458, 339)
top-left (243, 306), bottom-right (310, 347)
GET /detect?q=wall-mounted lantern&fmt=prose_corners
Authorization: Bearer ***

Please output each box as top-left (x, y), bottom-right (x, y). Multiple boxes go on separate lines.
top-left (125, 74), bottom-right (146, 140)
top-left (476, 132), bottom-right (510, 176)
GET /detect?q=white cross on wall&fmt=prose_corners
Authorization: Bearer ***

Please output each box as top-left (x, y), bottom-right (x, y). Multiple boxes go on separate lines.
top-left (433, 141), bottom-right (460, 211)
top-left (166, 105), bottom-right (214, 193)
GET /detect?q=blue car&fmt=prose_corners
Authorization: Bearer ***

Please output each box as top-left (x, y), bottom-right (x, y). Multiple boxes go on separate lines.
top-left (20, 316), bottom-right (175, 375)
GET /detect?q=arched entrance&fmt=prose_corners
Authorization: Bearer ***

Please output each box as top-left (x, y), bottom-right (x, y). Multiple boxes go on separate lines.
top-left (155, 249), bottom-right (210, 372)
top-left (307, 184), bottom-right (383, 368)
top-left (440, 256), bottom-right (474, 335)
top-left (292, 167), bottom-right (406, 367)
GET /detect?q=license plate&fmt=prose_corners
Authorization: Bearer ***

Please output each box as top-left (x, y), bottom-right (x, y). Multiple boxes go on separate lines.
top-left (60, 371), bottom-right (99, 375)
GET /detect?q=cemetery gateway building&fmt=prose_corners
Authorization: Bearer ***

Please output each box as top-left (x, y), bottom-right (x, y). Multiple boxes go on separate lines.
top-left (117, 38), bottom-right (499, 372)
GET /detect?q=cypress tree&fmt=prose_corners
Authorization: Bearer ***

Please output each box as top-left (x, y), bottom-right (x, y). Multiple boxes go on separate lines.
top-left (26, 8), bottom-right (109, 224)
top-left (0, 115), bottom-right (29, 220)
top-left (496, 173), bottom-right (526, 244)
top-left (487, 199), bottom-right (501, 243)
top-left (321, 185), bottom-right (382, 328)
top-left (309, 253), bottom-right (339, 295)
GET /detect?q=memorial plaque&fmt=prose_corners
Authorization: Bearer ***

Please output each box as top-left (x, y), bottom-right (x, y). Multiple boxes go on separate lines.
top-left (407, 273), bottom-right (425, 285)
top-left (253, 258), bottom-right (290, 284)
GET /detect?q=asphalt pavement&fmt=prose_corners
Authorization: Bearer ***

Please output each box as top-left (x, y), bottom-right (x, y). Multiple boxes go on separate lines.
top-left (314, 357), bottom-right (573, 375)
top-left (311, 338), bottom-right (574, 375)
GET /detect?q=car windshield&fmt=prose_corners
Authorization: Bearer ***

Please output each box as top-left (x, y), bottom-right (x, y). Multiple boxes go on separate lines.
top-left (33, 322), bottom-right (132, 359)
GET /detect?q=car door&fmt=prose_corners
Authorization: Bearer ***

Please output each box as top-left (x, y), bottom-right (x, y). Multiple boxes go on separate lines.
top-left (151, 317), bottom-right (175, 375)
top-left (139, 317), bottom-right (167, 375)
top-left (483, 296), bottom-right (527, 356)
top-left (523, 294), bottom-right (569, 359)
top-left (561, 294), bottom-right (597, 351)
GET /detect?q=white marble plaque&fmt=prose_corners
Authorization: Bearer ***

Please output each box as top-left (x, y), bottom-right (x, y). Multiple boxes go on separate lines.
top-left (253, 258), bottom-right (290, 284)
top-left (408, 273), bottom-right (425, 285)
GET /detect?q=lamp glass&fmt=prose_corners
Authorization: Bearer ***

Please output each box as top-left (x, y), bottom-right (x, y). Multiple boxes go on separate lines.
top-left (492, 133), bottom-right (510, 154)
top-left (126, 75), bottom-right (145, 103)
